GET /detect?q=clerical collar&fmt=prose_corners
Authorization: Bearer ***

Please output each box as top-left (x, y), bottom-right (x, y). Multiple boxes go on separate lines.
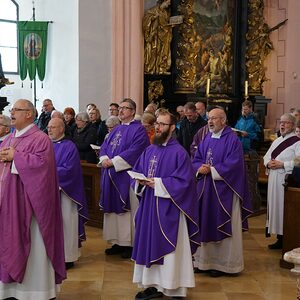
top-left (211, 127), bottom-right (225, 139)
top-left (15, 123), bottom-right (35, 137)
top-left (121, 118), bottom-right (135, 125)
top-left (281, 131), bottom-right (295, 139)
top-left (52, 134), bottom-right (65, 143)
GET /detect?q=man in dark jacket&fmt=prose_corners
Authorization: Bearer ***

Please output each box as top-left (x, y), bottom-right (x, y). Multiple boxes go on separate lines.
top-left (177, 102), bottom-right (207, 155)
top-left (37, 98), bottom-right (55, 132)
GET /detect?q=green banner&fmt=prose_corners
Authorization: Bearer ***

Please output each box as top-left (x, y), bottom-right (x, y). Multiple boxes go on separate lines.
top-left (18, 21), bottom-right (48, 81)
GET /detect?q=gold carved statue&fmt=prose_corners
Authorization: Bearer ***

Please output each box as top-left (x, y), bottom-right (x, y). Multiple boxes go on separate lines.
top-left (148, 80), bottom-right (164, 103)
top-left (143, 0), bottom-right (172, 75)
top-left (175, 0), bottom-right (199, 92)
top-left (246, 0), bottom-right (273, 94)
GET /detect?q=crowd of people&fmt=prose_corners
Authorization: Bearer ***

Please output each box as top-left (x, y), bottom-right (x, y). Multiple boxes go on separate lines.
top-left (0, 97), bottom-right (299, 300)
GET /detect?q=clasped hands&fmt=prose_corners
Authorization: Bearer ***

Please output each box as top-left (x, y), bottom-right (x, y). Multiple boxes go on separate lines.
top-left (267, 159), bottom-right (284, 170)
top-left (197, 163), bottom-right (211, 175)
top-left (101, 159), bottom-right (113, 168)
top-left (0, 147), bottom-right (15, 162)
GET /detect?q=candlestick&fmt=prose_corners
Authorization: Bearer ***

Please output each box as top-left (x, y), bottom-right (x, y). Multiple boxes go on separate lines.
top-left (206, 78), bottom-right (210, 96)
top-left (245, 80), bottom-right (248, 97)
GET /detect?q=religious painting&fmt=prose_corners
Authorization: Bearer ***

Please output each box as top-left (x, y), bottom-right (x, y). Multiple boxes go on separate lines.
top-left (193, 0), bottom-right (235, 94)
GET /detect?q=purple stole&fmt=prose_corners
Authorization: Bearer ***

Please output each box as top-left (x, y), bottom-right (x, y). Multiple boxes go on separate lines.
top-left (271, 136), bottom-right (300, 159)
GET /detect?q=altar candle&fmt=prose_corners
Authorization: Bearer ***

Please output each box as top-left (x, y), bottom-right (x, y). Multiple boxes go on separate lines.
top-left (245, 80), bottom-right (248, 97)
top-left (206, 78), bottom-right (210, 96)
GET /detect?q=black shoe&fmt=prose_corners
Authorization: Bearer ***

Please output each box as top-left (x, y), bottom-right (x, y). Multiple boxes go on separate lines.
top-left (268, 239), bottom-right (283, 250)
top-left (209, 269), bottom-right (225, 277)
top-left (135, 287), bottom-right (163, 300)
top-left (105, 244), bottom-right (124, 255)
top-left (65, 262), bottom-right (74, 270)
top-left (121, 246), bottom-right (133, 259)
top-left (194, 267), bottom-right (209, 274)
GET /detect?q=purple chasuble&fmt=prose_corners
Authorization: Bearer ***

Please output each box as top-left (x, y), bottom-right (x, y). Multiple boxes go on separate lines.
top-left (53, 138), bottom-right (89, 244)
top-left (0, 125), bottom-right (66, 284)
top-left (131, 138), bottom-right (200, 268)
top-left (100, 120), bottom-right (149, 213)
top-left (192, 126), bottom-right (253, 242)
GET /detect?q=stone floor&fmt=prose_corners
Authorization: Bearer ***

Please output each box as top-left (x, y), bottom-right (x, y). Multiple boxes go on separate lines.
top-left (58, 214), bottom-right (298, 300)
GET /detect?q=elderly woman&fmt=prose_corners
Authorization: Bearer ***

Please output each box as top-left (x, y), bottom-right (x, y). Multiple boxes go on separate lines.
top-left (89, 107), bottom-right (108, 146)
top-left (105, 115), bottom-right (120, 134)
top-left (72, 112), bottom-right (98, 163)
top-left (141, 112), bottom-right (156, 143)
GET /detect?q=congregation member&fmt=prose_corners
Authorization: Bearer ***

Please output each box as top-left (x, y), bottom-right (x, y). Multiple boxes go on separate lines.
top-left (48, 118), bottom-right (89, 269)
top-left (176, 105), bottom-right (185, 121)
top-left (99, 98), bottom-right (149, 259)
top-left (141, 112), bottom-right (156, 143)
top-left (292, 108), bottom-right (300, 122)
top-left (195, 101), bottom-right (207, 121)
top-left (63, 106), bottom-right (77, 136)
top-left (131, 109), bottom-right (200, 300)
top-left (234, 100), bottom-right (261, 153)
top-left (105, 115), bottom-right (120, 134)
top-left (192, 107), bottom-right (252, 277)
top-left (0, 114), bottom-right (11, 144)
top-left (73, 111), bottom-right (98, 163)
top-left (37, 98), bottom-right (55, 132)
top-left (0, 99), bottom-right (66, 299)
top-left (86, 103), bottom-right (97, 114)
top-left (264, 113), bottom-right (300, 249)
top-left (177, 102), bottom-right (207, 155)
top-left (296, 120), bottom-right (300, 138)
top-left (144, 102), bottom-right (157, 115)
top-left (89, 107), bottom-right (108, 146)
top-left (108, 103), bottom-right (120, 117)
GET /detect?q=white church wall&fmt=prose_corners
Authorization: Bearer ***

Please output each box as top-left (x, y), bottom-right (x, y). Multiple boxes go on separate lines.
top-left (79, 0), bottom-right (112, 118)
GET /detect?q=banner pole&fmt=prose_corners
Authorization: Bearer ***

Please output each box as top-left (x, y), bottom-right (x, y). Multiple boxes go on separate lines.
top-left (32, 0), bottom-right (37, 107)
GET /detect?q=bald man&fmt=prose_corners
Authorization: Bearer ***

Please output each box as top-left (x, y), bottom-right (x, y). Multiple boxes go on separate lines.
top-left (192, 108), bottom-right (252, 277)
top-left (48, 118), bottom-right (89, 269)
top-left (0, 99), bottom-right (66, 299)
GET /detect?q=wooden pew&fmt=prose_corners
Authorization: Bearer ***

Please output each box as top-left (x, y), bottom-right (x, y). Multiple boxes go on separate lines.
top-left (81, 162), bottom-right (103, 228)
top-left (280, 187), bottom-right (300, 269)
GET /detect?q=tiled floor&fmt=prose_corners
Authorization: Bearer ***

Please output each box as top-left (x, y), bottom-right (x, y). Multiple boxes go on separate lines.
top-left (58, 214), bottom-right (298, 300)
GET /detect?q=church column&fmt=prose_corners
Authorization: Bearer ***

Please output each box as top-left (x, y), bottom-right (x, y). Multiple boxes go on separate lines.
top-left (112, 0), bottom-right (144, 114)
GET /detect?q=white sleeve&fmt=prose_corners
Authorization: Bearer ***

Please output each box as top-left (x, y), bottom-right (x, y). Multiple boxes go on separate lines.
top-left (112, 155), bottom-right (132, 172)
top-left (211, 166), bottom-right (223, 181)
top-left (154, 177), bottom-right (170, 198)
top-left (11, 160), bottom-right (18, 174)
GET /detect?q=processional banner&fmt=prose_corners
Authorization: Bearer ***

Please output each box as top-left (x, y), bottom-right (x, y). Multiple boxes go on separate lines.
top-left (17, 21), bottom-right (49, 81)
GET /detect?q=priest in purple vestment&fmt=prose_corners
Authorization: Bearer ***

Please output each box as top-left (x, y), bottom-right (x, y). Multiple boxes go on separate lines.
top-left (99, 98), bottom-right (149, 259)
top-left (48, 118), bottom-right (89, 269)
top-left (0, 99), bottom-right (66, 299)
top-left (131, 109), bottom-right (200, 300)
top-left (192, 107), bottom-right (252, 278)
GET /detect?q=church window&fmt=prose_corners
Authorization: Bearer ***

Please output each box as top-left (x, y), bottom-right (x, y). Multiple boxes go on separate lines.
top-left (0, 0), bottom-right (19, 73)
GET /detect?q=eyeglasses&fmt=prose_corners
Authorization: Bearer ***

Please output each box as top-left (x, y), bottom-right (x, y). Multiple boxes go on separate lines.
top-left (118, 106), bottom-right (133, 111)
top-left (279, 121), bottom-right (292, 125)
top-left (109, 108), bottom-right (118, 111)
top-left (9, 108), bottom-right (30, 113)
top-left (207, 116), bottom-right (223, 121)
top-left (154, 122), bottom-right (172, 127)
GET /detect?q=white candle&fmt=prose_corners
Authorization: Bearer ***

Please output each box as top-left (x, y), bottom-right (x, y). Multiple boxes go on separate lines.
top-left (245, 80), bottom-right (248, 97)
top-left (206, 78), bottom-right (210, 96)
